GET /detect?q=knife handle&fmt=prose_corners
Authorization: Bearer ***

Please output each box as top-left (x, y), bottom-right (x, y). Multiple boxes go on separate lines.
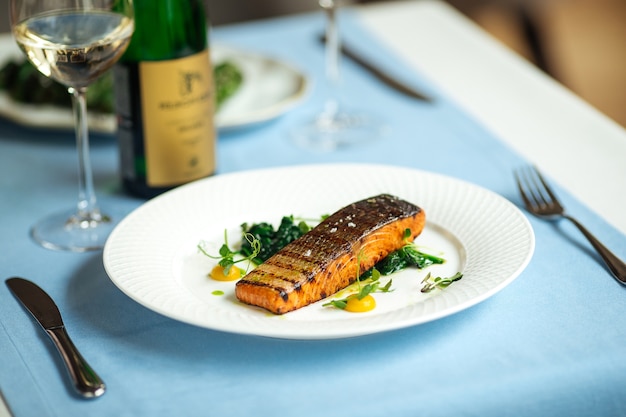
top-left (46, 327), bottom-right (106, 398)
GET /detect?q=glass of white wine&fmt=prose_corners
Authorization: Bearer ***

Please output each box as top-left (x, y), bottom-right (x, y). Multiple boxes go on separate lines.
top-left (291, 0), bottom-right (385, 151)
top-left (10, 0), bottom-right (134, 251)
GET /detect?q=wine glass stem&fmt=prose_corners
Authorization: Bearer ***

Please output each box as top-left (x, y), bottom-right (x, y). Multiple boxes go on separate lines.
top-left (70, 87), bottom-right (101, 223)
top-left (321, 0), bottom-right (339, 86)
top-left (321, 0), bottom-right (341, 116)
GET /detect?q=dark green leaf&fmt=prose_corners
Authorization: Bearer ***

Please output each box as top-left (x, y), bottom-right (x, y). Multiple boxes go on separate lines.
top-left (219, 244), bottom-right (232, 258)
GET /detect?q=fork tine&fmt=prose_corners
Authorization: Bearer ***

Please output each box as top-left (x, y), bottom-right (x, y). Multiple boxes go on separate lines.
top-left (516, 166), bottom-right (544, 208)
top-left (530, 165), bottom-right (562, 209)
top-left (525, 166), bottom-right (548, 207)
top-left (514, 169), bottom-right (534, 208)
top-left (515, 164), bottom-right (565, 214)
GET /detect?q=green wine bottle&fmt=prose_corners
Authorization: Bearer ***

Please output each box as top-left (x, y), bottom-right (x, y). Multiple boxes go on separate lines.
top-left (114, 0), bottom-right (216, 198)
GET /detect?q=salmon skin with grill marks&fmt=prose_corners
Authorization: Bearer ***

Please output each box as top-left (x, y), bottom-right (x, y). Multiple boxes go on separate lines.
top-left (235, 194), bottom-right (426, 314)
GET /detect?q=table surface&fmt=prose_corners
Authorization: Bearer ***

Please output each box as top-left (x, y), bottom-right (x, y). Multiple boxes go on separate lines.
top-left (357, 1), bottom-right (626, 236)
top-left (1, 1), bottom-right (625, 416)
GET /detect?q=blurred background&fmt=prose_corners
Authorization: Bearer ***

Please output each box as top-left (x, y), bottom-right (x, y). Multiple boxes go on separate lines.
top-left (1, 0), bottom-right (625, 127)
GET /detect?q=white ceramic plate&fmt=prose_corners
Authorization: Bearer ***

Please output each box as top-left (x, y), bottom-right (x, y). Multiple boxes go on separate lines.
top-left (103, 164), bottom-right (534, 339)
top-left (212, 45), bottom-right (308, 130)
top-left (0, 34), bottom-right (308, 132)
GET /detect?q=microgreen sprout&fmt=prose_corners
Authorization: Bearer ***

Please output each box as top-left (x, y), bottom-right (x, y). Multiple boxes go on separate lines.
top-left (420, 272), bottom-right (463, 293)
top-left (323, 266), bottom-right (393, 310)
top-left (198, 230), bottom-right (261, 275)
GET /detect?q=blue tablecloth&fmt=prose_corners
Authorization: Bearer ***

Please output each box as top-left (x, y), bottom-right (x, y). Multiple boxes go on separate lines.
top-left (2, 10), bottom-right (626, 417)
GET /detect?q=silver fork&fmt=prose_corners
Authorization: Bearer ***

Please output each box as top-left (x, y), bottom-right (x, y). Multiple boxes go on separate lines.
top-left (515, 165), bottom-right (626, 284)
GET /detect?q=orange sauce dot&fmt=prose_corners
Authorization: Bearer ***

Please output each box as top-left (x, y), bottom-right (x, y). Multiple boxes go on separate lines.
top-left (345, 294), bottom-right (376, 313)
top-left (210, 265), bottom-right (242, 281)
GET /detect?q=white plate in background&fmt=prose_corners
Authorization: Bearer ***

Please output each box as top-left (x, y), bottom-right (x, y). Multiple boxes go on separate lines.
top-left (0, 34), bottom-right (308, 133)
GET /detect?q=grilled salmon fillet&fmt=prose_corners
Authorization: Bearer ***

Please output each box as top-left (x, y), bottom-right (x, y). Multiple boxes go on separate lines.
top-left (235, 194), bottom-right (426, 314)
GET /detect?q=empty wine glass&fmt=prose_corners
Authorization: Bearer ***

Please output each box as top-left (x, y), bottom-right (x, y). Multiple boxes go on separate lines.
top-left (10, 0), bottom-right (134, 251)
top-left (291, 0), bottom-right (385, 151)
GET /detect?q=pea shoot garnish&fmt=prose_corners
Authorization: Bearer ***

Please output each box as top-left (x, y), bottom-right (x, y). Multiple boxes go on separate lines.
top-left (420, 272), bottom-right (463, 293)
top-left (198, 230), bottom-right (261, 279)
top-left (323, 268), bottom-right (393, 311)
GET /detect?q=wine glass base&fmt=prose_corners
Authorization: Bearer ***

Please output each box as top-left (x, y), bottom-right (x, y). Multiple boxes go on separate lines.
top-left (291, 110), bottom-right (386, 151)
top-left (30, 207), bottom-right (124, 252)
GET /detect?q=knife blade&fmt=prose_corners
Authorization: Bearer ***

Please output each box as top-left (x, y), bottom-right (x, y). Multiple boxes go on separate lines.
top-left (320, 34), bottom-right (433, 102)
top-left (5, 277), bottom-right (106, 398)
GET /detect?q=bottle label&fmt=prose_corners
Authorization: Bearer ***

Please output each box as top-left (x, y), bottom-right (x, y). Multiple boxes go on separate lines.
top-left (138, 49), bottom-right (215, 187)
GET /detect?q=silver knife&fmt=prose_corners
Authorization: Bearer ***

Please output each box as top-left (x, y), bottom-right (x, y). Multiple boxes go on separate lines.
top-left (320, 34), bottom-right (433, 102)
top-left (5, 277), bottom-right (105, 398)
